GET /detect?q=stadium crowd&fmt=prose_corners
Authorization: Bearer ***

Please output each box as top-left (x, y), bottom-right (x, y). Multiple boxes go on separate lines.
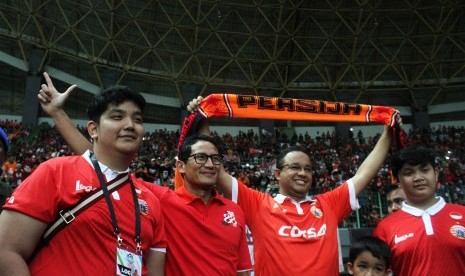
top-left (1, 119), bottom-right (465, 228)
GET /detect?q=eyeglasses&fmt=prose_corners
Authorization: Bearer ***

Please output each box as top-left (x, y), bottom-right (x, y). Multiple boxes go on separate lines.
top-left (188, 153), bottom-right (223, 165)
top-left (280, 163), bottom-right (313, 174)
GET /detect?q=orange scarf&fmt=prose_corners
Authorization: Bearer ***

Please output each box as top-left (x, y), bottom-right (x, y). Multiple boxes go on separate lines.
top-left (175, 94), bottom-right (403, 190)
top-left (198, 94), bottom-right (399, 126)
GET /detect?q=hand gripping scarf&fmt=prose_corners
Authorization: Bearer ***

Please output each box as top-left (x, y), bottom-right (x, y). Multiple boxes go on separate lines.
top-left (175, 93), bottom-right (405, 190)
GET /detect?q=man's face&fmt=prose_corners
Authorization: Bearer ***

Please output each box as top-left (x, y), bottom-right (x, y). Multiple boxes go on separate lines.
top-left (275, 151), bottom-right (312, 201)
top-left (89, 101), bottom-right (144, 155)
top-left (397, 163), bottom-right (438, 208)
top-left (179, 140), bottom-right (221, 190)
top-left (386, 187), bottom-right (406, 214)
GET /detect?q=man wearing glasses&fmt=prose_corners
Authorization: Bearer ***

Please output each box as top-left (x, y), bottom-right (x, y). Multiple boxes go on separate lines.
top-left (222, 129), bottom-right (394, 275)
top-left (35, 73), bottom-right (252, 275)
top-left (148, 134), bottom-right (252, 275)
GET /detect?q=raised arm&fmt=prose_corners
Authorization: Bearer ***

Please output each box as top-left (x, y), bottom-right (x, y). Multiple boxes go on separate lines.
top-left (351, 125), bottom-right (393, 196)
top-left (187, 96), bottom-right (234, 198)
top-left (38, 72), bottom-right (92, 154)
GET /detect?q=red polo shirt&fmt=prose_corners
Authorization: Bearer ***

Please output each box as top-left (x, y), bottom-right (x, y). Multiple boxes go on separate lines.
top-left (149, 185), bottom-right (252, 275)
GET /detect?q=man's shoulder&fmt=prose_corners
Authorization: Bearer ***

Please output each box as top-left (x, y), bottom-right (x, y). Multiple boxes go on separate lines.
top-left (217, 192), bottom-right (245, 209)
top-left (43, 155), bottom-right (83, 164)
top-left (376, 211), bottom-right (407, 228)
top-left (138, 180), bottom-right (171, 196)
top-left (444, 202), bottom-right (465, 211)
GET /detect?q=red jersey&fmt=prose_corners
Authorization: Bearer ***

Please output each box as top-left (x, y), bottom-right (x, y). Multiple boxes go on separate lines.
top-left (3, 154), bottom-right (167, 275)
top-left (148, 184), bottom-right (252, 276)
top-left (374, 197), bottom-right (465, 275)
top-left (232, 178), bottom-right (358, 275)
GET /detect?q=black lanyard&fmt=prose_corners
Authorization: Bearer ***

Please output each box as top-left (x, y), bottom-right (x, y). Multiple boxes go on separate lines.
top-left (90, 153), bottom-right (141, 253)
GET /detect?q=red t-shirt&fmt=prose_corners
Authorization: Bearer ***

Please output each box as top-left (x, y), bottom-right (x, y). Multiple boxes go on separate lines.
top-left (148, 184), bottom-right (252, 275)
top-left (374, 197), bottom-right (465, 275)
top-left (232, 178), bottom-right (357, 275)
top-left (3, 154), bottom-right (166, 275)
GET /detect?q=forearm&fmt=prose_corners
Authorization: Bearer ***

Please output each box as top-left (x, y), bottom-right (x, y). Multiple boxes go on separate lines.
top-left (146, 251), bottom-right (165, 276)
top-left (0, 251), bottom-right (31, 275)
top-left (52, 109), bottom-right (92, 154)
top-left (352, 126), bottom-right (392, 195)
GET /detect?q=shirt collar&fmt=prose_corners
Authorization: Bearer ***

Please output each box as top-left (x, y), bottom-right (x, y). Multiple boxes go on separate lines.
top-left (274, 193), bottom-right (314, 204)
top-left (402, 196), bottom-right (446, 217)
top-left (175, 184), bottom-right (225, 205)
top-left (83, 150), bottom-right (130, 180)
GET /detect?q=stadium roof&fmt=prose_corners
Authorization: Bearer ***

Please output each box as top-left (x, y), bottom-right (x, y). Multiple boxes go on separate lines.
top-left (1, 0), bottom-right (464, 125)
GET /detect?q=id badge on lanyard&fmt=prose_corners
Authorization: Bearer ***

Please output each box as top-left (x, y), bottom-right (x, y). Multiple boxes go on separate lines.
top-left (90, 153), bottom-right (143, 276)
top-left (116, 247), bottom-right (143, 276)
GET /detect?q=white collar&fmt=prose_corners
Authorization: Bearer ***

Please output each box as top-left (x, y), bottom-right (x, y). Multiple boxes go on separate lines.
top-left (402, 196), bottom-right (446, 217)
top-left (274, 193), bottom-right (314, 204)
top-left (83, 150), bottom-right (130, 180)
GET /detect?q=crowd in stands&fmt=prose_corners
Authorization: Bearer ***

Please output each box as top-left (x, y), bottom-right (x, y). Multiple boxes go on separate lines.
top-left (2, 119), bottom-right (465, 228)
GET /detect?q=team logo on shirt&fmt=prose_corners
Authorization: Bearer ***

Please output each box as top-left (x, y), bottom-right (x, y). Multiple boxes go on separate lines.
top-left (222, 210), bottom-right (238, 227)
top-left (311, 206), bottom-right (323, 218)
top-left (450, 212), bottom-right (463, 220)
top-left (138, 199), bottom-right (149, 215)
top-left (394, 233), bottom-right (414, 244)
top-left (75, 180), bottom-right (96, 193)
top-left (450, 225), bottom-right (465, 239)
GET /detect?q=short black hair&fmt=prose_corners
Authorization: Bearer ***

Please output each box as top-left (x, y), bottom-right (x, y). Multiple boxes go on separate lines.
top-left (276, 146), bottom-right (309, 169)
top-left (177, 134), bottom-right (224, 162)
top-left (385, 184), bottom-right (401, 195)
top-left (349, 236), bottom-right (392, 268)
top-left (87, 86), bottom-right (146, 123)
top-left (390, 146), bottom-right (437, 180)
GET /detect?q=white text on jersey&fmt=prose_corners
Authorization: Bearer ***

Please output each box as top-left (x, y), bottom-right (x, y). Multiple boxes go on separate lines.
top-left (278, 224), bottom-right (326, 239)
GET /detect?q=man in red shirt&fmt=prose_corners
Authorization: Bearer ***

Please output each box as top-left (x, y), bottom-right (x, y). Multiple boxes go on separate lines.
top-left (0, 85), bottom-right (167, 275)
top-left (374, 146), bottom-right (465, 275)
top-left (34, 72), bottom-right (252, 275)
top-left (148, 134), bottom-right (252, 275)
top-left (187, 96), bottom-right (396, 275)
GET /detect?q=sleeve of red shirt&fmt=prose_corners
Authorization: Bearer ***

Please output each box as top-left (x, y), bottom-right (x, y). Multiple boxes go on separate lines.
top-left (3, 160), bottom-right (61, 223)
top-left (372, 221), bottom-right (387, 242)
top-left (236, 215), bottom-right (253, 271)
top-left (235, 179), bottom-right (268, 226)
top-left (316, 182), bottom-right (353, 223)
top-left (136, 179), bottom-right (168, 250)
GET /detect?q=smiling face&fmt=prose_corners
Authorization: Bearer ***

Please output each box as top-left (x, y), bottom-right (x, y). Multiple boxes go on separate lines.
top-left (88, 100), bottom-right (144, 157)
top-left (178, 140), bottom-right (221, 192)
top-left (397, 163), bottom-right (439, 209)
top-left (275, 150), bottom-right (313, 201)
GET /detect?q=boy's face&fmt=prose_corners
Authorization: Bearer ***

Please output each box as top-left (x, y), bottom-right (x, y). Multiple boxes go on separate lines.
top-left (397, 163), bottom-right (438, 208)
top-left (347, 251), bottom-right (390, 276)
top-left (89, 101), bottom-right (144, 155)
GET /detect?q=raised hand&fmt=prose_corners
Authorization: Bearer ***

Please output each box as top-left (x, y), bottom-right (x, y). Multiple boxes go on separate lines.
top-left (186, 96), bottom-right (203, 113)
top-left (38, 72), bottom-right (77, 116)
